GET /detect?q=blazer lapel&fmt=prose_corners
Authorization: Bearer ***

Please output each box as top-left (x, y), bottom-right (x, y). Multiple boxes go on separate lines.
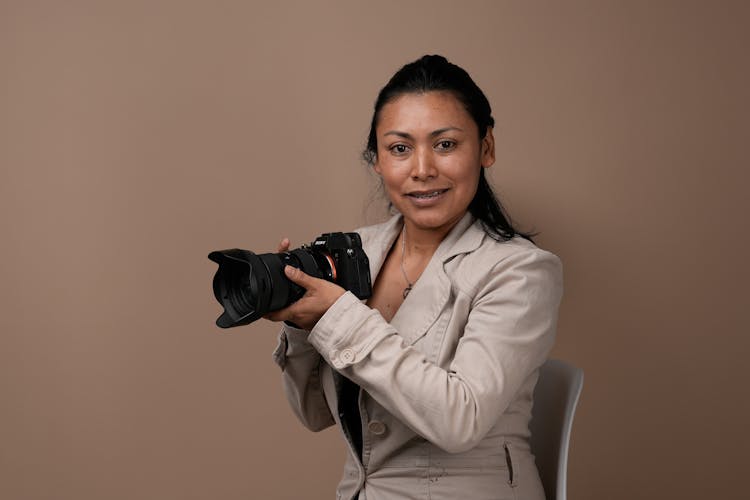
top-left (390, 254), bottom-right (452, 345)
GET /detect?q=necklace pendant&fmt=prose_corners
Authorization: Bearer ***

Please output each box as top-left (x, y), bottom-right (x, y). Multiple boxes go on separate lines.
top-left (403, 285), bottom-right (412, 299)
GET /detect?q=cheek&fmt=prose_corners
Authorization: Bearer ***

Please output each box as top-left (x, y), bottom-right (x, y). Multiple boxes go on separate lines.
top-left (442, 158), bottom-right (482, 187)
top-left (379, 164), bottom-right (407, 185)
top-left (378, 171), bottom-right (404, 197)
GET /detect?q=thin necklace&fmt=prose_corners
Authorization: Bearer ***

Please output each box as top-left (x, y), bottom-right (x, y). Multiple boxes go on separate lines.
top-left (400, 225), bottom-right (414, 298)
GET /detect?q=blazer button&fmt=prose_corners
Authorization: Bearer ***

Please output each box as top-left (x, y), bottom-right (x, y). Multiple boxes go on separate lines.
top-left (339, 348), bottom-right (355, 364)
top-left (367, 420), bottom-right (387, 436)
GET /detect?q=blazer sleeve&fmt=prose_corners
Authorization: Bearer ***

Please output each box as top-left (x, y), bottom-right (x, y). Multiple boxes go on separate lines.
top-left (306, 246), bottom-right (563, 453)
top-left (273, 323), bottom-right (335, 432)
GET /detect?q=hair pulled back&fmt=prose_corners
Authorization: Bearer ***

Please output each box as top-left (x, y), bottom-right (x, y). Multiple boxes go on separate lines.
top-left (363, 55), bottom-right (532, 241)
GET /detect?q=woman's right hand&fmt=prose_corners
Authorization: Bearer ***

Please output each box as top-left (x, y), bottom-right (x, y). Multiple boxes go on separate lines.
top-left (265, 236), bottom-right (346, 330)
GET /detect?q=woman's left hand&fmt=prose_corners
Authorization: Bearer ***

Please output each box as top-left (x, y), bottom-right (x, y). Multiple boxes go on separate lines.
top-left (264, 265), bottom-right (346, 331)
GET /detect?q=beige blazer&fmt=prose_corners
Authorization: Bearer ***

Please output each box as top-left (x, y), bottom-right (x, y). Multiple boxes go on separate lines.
top-left (273, 212), bottom-right (563, 500)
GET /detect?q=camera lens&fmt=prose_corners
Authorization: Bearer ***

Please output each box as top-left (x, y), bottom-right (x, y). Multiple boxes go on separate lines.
top-left (208, 249), bottom-right (316, 328)
top-left (208, 232), bottom-right (370, 329)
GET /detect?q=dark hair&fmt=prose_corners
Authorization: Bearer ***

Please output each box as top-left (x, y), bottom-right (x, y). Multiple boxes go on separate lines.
top-left (363, 54), bottom-right (533, 241)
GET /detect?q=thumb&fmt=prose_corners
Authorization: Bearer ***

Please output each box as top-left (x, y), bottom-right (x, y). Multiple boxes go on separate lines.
top-left (284, 265), bottom-right (312, 287)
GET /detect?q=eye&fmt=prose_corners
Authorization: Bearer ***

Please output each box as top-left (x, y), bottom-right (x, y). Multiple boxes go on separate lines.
top-left (389, 144), bottom-right (410, 155)
top-left (435, 140), bottom-right (456, 151)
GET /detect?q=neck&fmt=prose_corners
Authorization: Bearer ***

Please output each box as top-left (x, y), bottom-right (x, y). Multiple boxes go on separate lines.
top-left (401, 214), bottom-right (464, 257)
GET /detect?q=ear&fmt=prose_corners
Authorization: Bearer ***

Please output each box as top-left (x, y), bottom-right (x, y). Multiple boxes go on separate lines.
top-left (480, 127), bottom-right (495, 168)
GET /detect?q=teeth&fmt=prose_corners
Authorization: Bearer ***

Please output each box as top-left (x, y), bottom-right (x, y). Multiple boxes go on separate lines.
top-left (412, 190), bottom-right (442, 198)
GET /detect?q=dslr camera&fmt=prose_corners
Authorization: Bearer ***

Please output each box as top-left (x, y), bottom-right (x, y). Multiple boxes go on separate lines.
top-left (209, 232), bottom-right (371, 328)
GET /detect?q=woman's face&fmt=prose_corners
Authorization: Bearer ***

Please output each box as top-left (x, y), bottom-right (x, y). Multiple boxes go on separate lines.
top-left (373, 91), bottom-right (495, 235)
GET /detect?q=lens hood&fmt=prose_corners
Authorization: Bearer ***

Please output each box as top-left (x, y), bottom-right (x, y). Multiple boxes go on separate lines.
top-left (208, 249), bottom-right (267, 328)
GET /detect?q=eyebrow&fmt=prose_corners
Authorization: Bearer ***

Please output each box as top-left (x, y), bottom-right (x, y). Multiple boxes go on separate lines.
top-left (383, 126), bottom-right (464, 139)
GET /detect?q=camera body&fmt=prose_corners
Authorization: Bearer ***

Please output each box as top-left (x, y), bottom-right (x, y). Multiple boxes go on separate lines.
top-left (209, 232), bottom-right (371, 329)
top-left (307, 232), bottom-right (371, 298)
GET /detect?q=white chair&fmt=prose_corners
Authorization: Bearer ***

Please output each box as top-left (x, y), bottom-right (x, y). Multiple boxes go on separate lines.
top-left (529, 359), bottom-right (584, 500)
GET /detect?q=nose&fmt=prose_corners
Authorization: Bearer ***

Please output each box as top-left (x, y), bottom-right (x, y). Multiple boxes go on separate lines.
top-left (410, 148), bottom-right (437, 181)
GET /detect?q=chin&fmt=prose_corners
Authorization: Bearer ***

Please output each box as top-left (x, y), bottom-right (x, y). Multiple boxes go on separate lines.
top-left (402, 211), bottom-right (463, 232)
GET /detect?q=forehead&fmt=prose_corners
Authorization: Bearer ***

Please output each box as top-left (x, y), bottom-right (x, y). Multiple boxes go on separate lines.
top-left (377, 91), bottom-right (477, 133)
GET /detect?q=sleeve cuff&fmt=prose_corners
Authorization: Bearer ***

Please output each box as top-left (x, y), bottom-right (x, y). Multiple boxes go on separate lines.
top-left (308, 291), bottom-right (395, 370)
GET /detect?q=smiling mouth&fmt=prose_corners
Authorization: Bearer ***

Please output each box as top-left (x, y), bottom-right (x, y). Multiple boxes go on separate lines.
top-left (406, 189), bottom-right (449, 199)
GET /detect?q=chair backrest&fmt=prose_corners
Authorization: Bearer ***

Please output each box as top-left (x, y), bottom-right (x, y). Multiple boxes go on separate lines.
top-left (529, 359), bottom-right (584, 500)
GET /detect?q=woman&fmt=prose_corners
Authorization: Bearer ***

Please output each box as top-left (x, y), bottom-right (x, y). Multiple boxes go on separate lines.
top-left (267, 55), bottom-right (562, 500)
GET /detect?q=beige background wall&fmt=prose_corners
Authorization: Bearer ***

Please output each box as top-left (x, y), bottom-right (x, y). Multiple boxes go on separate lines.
top-left (2, 1), bottom-right (748, 499)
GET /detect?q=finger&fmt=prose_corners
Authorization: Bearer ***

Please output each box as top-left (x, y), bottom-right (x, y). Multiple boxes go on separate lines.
top-left (276, 237), bottom-right (290, 253)
top-left (264, 307), bottom-right (291, 323)
top-left (264, 311), bottom-right (281, 322)
top-left (284, 265), bottom-right (313, 287)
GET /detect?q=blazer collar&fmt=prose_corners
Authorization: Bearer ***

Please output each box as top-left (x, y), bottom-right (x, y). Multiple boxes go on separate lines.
top-left (362, 211), bottom-right (486, 345)
top-left (434, 211), bottom-right (485, 262)
top-left (365, 212), bottom-right (484, 270)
